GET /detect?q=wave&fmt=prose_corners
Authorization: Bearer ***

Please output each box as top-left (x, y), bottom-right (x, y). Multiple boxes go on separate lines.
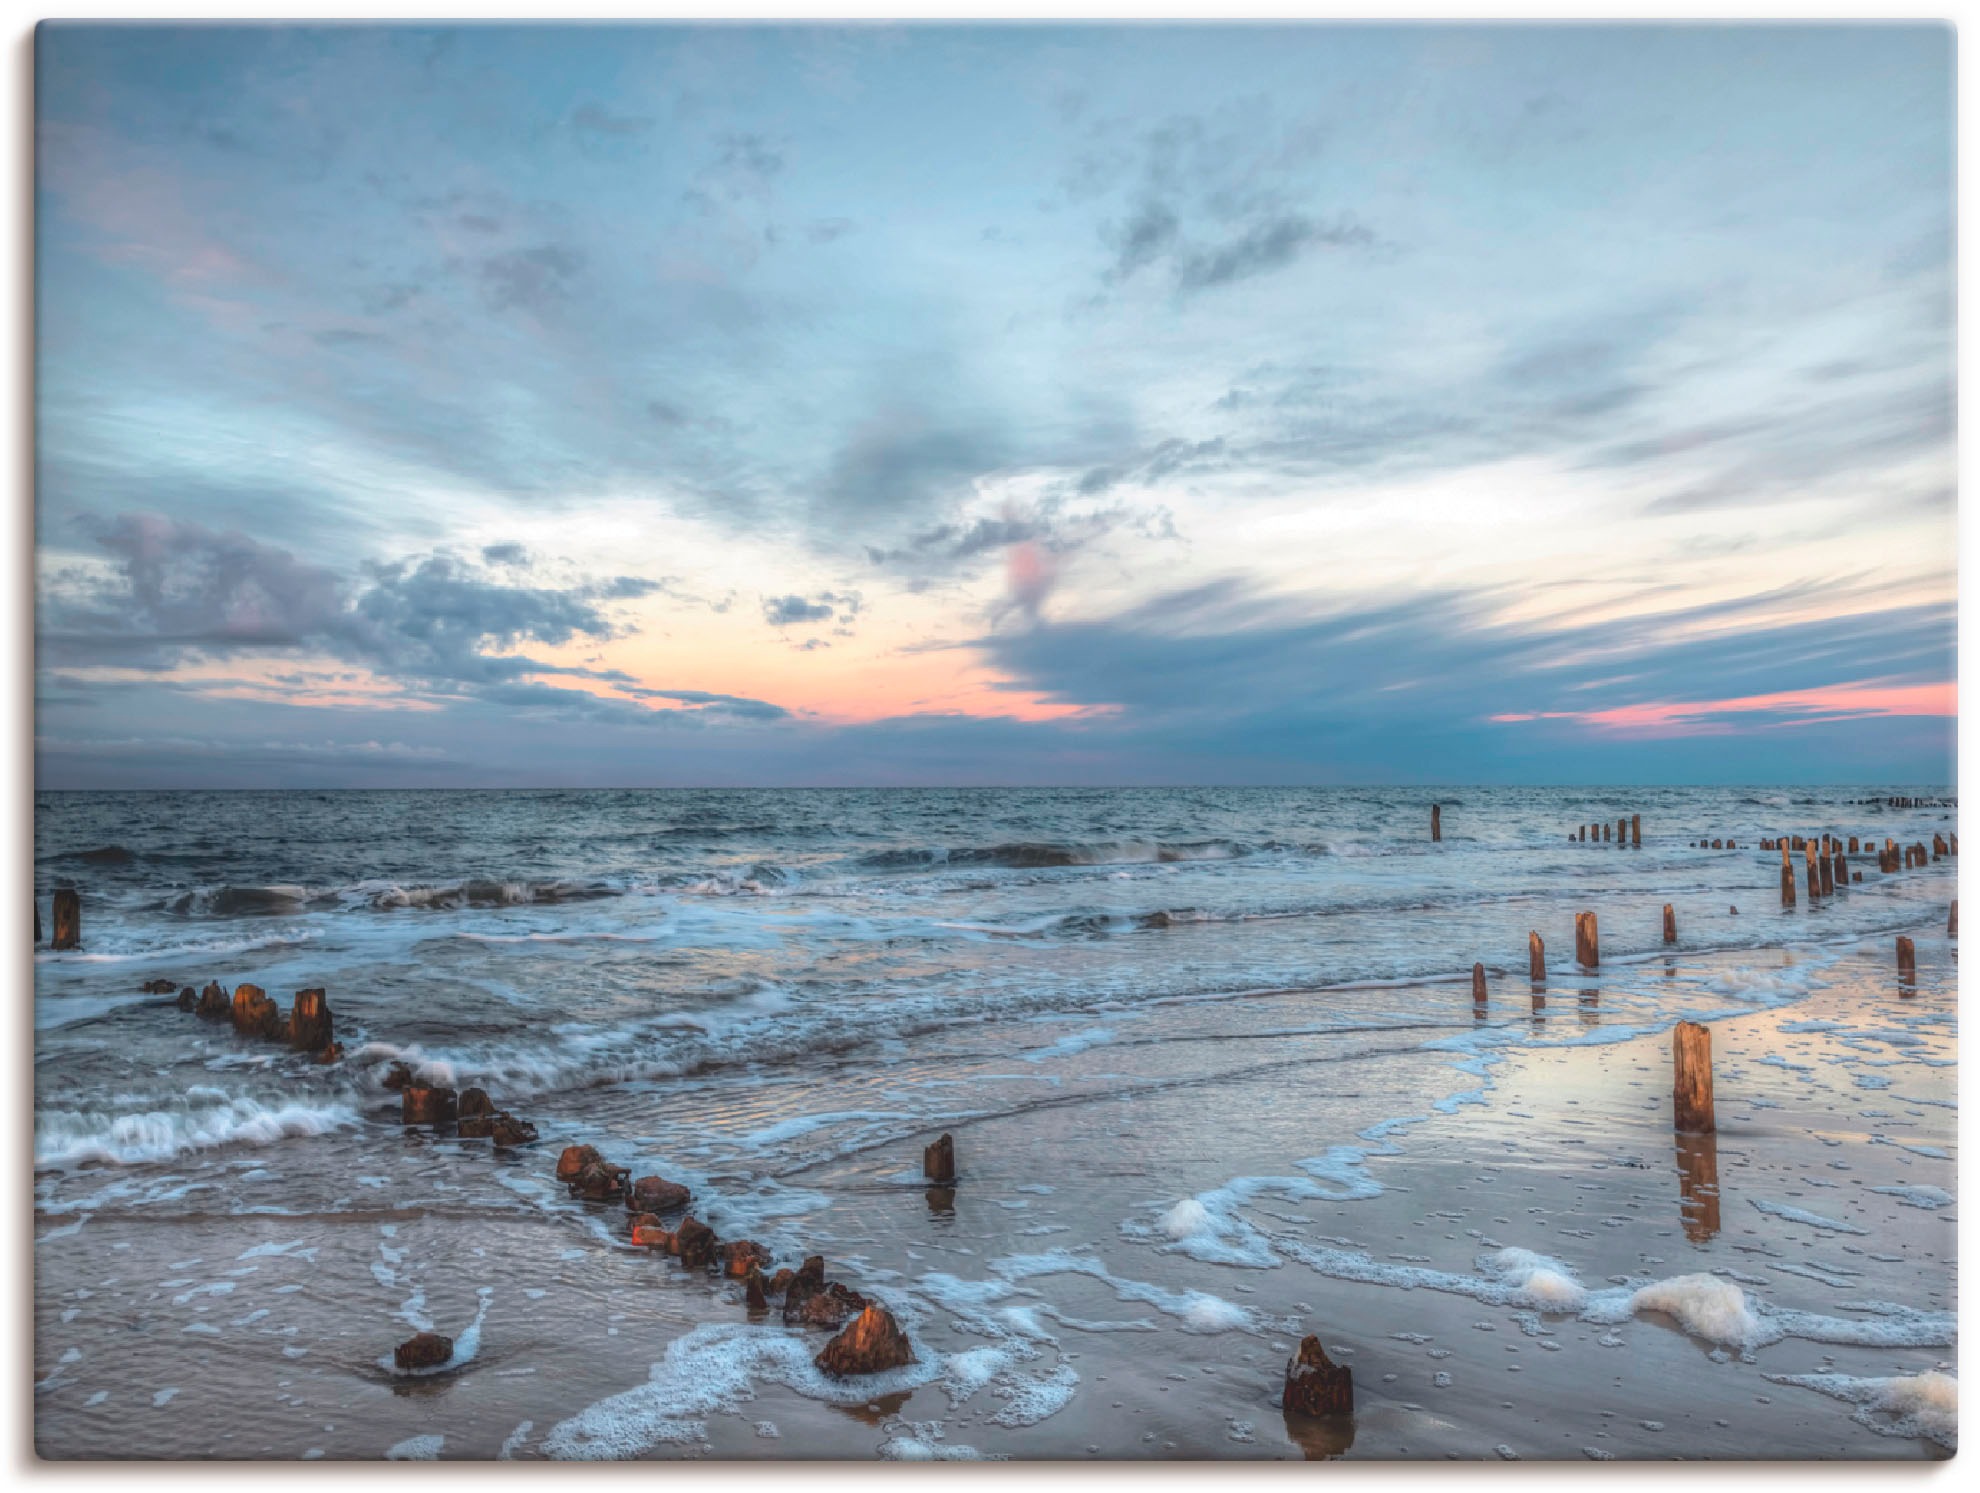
top-left (34, 1090), bottom-right (361, 1168)
top-left (860, 839), bottom-right (1258, 871)
top-left (367, 879), bottom-right (619, 911)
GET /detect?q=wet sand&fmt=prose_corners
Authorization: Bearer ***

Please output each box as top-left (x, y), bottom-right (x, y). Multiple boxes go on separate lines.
top-left (33, 926), bottom-right (1955, 1460)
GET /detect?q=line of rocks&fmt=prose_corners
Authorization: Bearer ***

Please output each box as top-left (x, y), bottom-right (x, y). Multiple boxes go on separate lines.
top-left (159, 976), bottom-right (343, 1063)
top-left (382, 1062), bottom-right (540, 1148)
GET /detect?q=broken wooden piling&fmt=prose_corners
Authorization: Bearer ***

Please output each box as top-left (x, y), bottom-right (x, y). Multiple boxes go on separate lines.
top-left (924, 1132), bottom-right (957, 1184)
top-left (1471, 962), bottom-right (1487, 1008)
top-left (1528, 931), bottom-right (1545, 983)
top-left (1897, 935), bottom-right (1916, 986)
top-left (1672, 1020), bottom-right (1714, 1135)
top-left (1574, 911), bottom-right (1599, 969)
top-left (1430, 804), bottom-right (1440, 842)
top-left (1631, 814), bottom-right (1641, 847)
top-left (51, 889), bottom-right (80, 951)
top-left (1663, 904), bottom-right (1676, 944)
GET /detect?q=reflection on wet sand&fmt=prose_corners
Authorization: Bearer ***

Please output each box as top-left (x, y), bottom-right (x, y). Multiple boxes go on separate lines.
top-left (1281, 1409), bottom-right (1356, 1460)
top-left (1675, 1131), bottom-right (1721, 1242)
top-left (833, 1390), bottom-right (913, 1426)
top-left (925, 1186), bottom-right (956, 1215)
top-left (1579, 986), bottom-right (1599, 1025)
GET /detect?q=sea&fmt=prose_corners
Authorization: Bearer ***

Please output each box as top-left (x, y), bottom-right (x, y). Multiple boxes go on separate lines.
top-left (30, 786), bottom-right (1961, 1459)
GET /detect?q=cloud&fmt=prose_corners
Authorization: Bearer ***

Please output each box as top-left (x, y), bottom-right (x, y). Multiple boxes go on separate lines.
top-left (1174, 214), bottom-right (1375, 293)
top-left (479, 244), bottom-right (585, 314)
top-left (761, 593), bottom-right (836, 627)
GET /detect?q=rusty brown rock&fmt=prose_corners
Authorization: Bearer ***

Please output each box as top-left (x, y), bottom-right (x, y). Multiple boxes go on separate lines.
top-left (457, 1113), bottom-right (496, 1139)
top-left (570, 1160), bottom-right (630, 1202)
top-left (627, 1175), bottom-right (692, 1214)
top-left (287, 988), bottom-right (334, 1053)
top-left (923, 1132), bottom-right (956, 1184)
top-left (767, 1268), bottom-right (796, 1296)
top-left (556, 1144), bottom-right (601, 1182)
top-left (745, 1269), bottom-right (769, 1314)
top-left (382, 1061), bottom-right (415, 1092)
top-left (142, 978), bottom-right (178, 994)
top-left (1282, 1335), bottom-right (1353, 1417)
top-left (490, 1113), bottom-right (537, 1146)
top-left (631, 1217), bottom-right (674, 1250)
top-left (788, 1280), bottom-right (869, 1329)
top-left (230, 983), bottom-right (285, 1039)
top-left (458, 1087), bottom-right (495, 1119)
top-left (197, 981), bottom-right (231, 1019)
top-left (815, 1304), bottom-right (914, 1377)
top-left (176, 985), bottom-right (198, 1011)
top-left (314, 1042), bottom-right (344, 1065)
top-left (393, 1331), bottom-right (454, 1372)
top-left (401, 1083), bottom-right (458, 1126)
top-left (721, 1240), bottom-right (773, 1279)
top-left (675, 1216), bottom-right (718, 1270)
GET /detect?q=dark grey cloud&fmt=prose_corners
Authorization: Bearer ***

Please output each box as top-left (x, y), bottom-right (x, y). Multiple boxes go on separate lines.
top-left (1174, 214), bottom-right (1374, 292)
top-left (762, 593), bottom-right (835, 627)
top-left (479, 244), bottom-right (585, 314)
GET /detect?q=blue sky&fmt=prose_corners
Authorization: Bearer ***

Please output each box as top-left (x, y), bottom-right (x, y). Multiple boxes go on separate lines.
top-left (34, 23), bottom-right (1956, 787)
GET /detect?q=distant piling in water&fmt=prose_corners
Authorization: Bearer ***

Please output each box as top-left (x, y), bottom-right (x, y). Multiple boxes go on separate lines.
top-left (1896, 936), bottom-right (1917, 988)
top-left (1672, 1020), bottom-right (1714, 1135)
top-left (1528, 931), bottom-right (1545, 982)
top-left (1950, 901), bottom-right (1959, 938)
top-left (1471, 962), bottom-right (1487, 1008)
top-left (1574, 912), bottom-right (1599, 969)
top-left (1631, 814), bottom-right (1641, 847)
top-left (1663, 904), bottom-right (1676, 944)
top-left (1430, 804), bottom-right (1440, 842)
top-left (51, 889), bottom-right (80, 951)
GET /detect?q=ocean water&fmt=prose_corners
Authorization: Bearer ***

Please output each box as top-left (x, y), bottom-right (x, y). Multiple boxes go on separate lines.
top-left (30, 786), bottom-right (1960, 1458)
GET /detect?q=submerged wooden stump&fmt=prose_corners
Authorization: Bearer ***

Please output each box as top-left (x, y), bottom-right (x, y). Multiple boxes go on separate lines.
top-left (1573, 911), bottom-right (1599, 969)
top-left (1282, 1335), bottom-right (1353, 1416)
top-left (1897, 935), bottom-right (1917, 986)
top-left (51, 889), bottom-right (80, 951)
top-left (288, 988), bottom-right (334, 1053)
top-left (924, 1131), bottom-right (957, 1184)
top-left (1672, 1020), bottom-right (1714, 1135)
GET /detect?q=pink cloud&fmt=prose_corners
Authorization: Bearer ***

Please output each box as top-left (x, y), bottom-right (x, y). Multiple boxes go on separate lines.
top-left (1491, 680), bottom-right (1956, 737)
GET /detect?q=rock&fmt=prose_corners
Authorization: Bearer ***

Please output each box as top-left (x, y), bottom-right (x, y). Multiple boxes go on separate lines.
top-left (815, 1305), bottom-right (914, 1377)
top-left (457, 1113), bottom-right (495, 1139)
top-left (142, 978), bottom-right (178, 994)
top-left (627, 1175), bottom-right (692, 1214)
top-left (401, 1084), bottom-right (458, 1126)
top-left (793, 1255), bottom-right (825, 1292)
top-left (923, 1132), bottom-right (956, 1184)
top-left (458, 1087), bottom-right (495, 1119)
top-left (628, 1212), bottom-right (669, 1248)
top-left (720, 1240), bottom-right (773, 1279)
top-left (381, 1061), bottom-right (415, 1092)
top-left (767, 1268), bottom-right (795, 1296)
top-left (196, 981), bottom-right (231, 1020)
top-left (555, 1144), bottom-right (601, 1183)
top-left (393, 1331), bottom-right (454, 1373)
top-left (745, 1269), bottom-right (769, 1314)
top-left (288, 988), bottom-right (334, 1053)
top-left (230, 983), bottom-right (285, 1039)
top-left (1282, 1335), bottom-right (1353, 1416)
top-left (569, 1160), bottom-right (629, 1202)
top-left (675, 1216), bottom-right (718, 1270)
top-left (314, 1042), bottom-right (345, 1065)
top-left (175, 986), bottom-right (198, 1011)
top-left (489, 1113), bottom-right (537, 1147)
top-left (787, 1280), bottom-right (868, 1329)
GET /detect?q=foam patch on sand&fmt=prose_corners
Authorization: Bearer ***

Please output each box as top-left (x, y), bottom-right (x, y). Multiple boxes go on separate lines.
top-left (989, 1251), bottom-right (1265, 1334)
top-left (1765, 1370), bottom-right (1956, 1450)
top-left (1750, 1200), bottom-right (1869, 1234)
top-left (542, 1321), bottom-right (945, 1459)
top-left (1869, 1184), bottom-right (1954, 1209)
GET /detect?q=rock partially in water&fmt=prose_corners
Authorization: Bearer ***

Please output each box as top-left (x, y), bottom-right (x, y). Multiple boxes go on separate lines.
top-left (401, 1084), bottom-right (458, 1127)
top-left (196, 981), bottom-right (230, 1020)
top-left (628, 1212), bottom-right (670, 1248)
top-left (230, 983), bottom-right (284, 1039)
top-left (767, 1267), bottom-right (796, 1296)
top-left (393, 1332), bottom-right (454, 1373)
top-left (815, 1305), bottom-right (914, 1377)
top-left (1282, 1335), bottom-right (1353, 1416)
top-left (458, 1087), bottom-right (495, 1119)
top-left (288, 988), bottom-right (334, 1053)
top-left (489, 1113), bottom-right (537, 1146)
top-left (674, 1216), bottom-right (718, 1270)
top-left (555, 1144), bottom-right (601, 1183)
top-left (457, 1113), bottom-right (495, 1139)
top-left (569, 1159), bottom-right (629, 1203)
top-left (720, 1240), bottom-right (773, 1279)
top-left (627, 1175), bottom-right (691, 1214)
top-left (745, 1269), bottom-right (769, 1314)
top-left (787, 1279), bottom-right (868, 1330)
top-left (175, 985), bottom-right (198, 1011)
top-left (923, 1132), bottom-right (957, 1184)
top-left (381, 1061), bottom-right (415, 1092)
top-left (141, 978), bottom-right (177, 994)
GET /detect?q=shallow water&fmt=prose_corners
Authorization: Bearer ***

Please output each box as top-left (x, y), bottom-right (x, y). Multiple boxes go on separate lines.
top-left (31, 786), bottom-right (1959, 1458)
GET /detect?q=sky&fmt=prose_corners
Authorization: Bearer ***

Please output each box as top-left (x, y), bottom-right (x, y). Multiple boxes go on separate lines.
top-left (34, 22), bottom-right (1957, 788)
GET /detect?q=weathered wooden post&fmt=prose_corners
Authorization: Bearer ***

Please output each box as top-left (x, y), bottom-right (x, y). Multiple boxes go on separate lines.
top-left (1602, 822), bottom-right (1611, 842)
top-left (1780, 861), bottom-right (1797, 907)
top-left (1819, 850), bottom-right (1834, 896)
top-left (1848, 836), bottom-right (1859, 853)
top-left (1831, 846), bottom-right (1847, 892)
top-left (1805, 842), bottom-right (1821, 900)
top-left (1617, 817), bottom-right (1627, 845)
top-left (1896, 936), bottom-right (1916, 986)
top-left (51, 889), bottom-right (81, 951)
top-left (1471, 962), bottom-right (1487, 1008)
top-left (1282, 1336), bottom-right (1353, 1417)
top-left (1574, 911), bottom-right (1599, 968)
top-left (1950, 901), bottom-right (1959, 938)
top-left (1631, 814), bottom-right (1641, 847)
top-left (1528, 931), bottom-right (1545, 983)
top-left (1431, 805), bottom-right (1441, 842)
top-left (1672, 1020), bottom-right (1714, 1134)
top-left (1663, 904), bottom-right (1677, 944)
top-left (924, 1131), bottom-right (957, 1184)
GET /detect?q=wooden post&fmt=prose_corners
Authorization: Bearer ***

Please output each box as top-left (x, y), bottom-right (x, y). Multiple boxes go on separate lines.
top-left (1805, 842), bottom-right (1821, 900)
top-left (1672, 1020), bottom-right (1714, 1135)
top-left (1528, 931), bottom-right (1545, 982)
top-left (924, 1131), bottom-right (957, 1183)
top-left (1602, 822), bottom-right (1611, 842)
top-left (1631, 814), bottom-right (1641, 847)
top-left (1819, 852), bottom-right (1834, 896)
top-left (1471, 962), bottom-right (1487, 1007)
top-left (1282, 1336), bottom-right (1353, 1417)
top-left (51, 889), bottom-right (80, 951)
top-left (1848, 836), bottom-right (1859, 853)
top-left (1430, 804), bottom-right (1441, 842)
top-left (1663, 903), bottom-right (1676, 944)
top-left (1831, 847), bottom-right (1847, 892)
top-left (1949, 901), bottom-right (1958, 937)
top-left (1617, 817), bottom-right (1627, 845)
top-left (1781, 862), bottom-right (1797, 907)
top-left (1574, 911), bottom-right (1599, 968)
top-left (1896, 936), bottom-right (1916, 985)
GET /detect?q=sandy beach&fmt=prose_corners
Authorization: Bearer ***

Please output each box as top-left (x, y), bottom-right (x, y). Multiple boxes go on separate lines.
top-left (34, 911), bottom-right (1956, 1460)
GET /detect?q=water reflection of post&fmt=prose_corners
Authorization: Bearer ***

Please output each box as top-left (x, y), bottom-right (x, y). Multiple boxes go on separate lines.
top-left (1579, 985), bottom-right (1599, 1025)
top-left (1675, 1132), bottom-right (1721, 1242)
top-left (1282, 1408), bottom-right (1357, 1460)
